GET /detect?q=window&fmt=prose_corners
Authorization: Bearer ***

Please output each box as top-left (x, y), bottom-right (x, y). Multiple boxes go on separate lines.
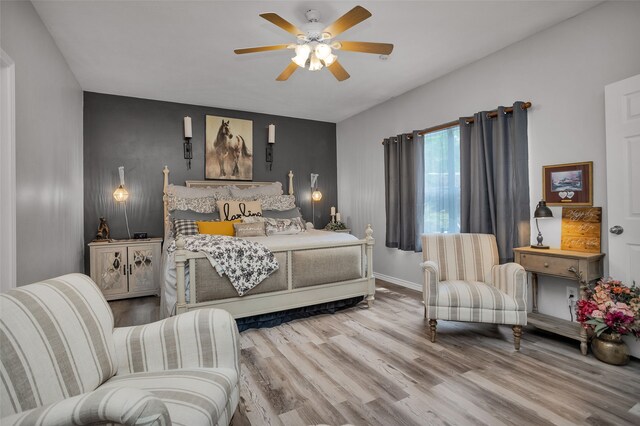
top-left (423, 126), bottom-right (460, 234)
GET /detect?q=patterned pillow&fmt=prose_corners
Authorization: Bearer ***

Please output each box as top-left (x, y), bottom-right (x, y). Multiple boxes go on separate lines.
top-left (244, 216), bottom-right (306, 236)
top-left (256, 194), bottom-right (297, 211)
top-left (165, 184), bottom-right (232, 199)
top-left (216, 200), bottom-right (263, 221)
top-left (234, 222), bottom-right (267, 237)
top-left (173, 219), bottom-right (199, 236)
top-left (167, 195), bottom-right (218, 213)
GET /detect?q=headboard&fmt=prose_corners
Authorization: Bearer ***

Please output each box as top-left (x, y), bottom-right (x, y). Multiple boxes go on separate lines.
top-left (162, 166), bottom-right (295, 241)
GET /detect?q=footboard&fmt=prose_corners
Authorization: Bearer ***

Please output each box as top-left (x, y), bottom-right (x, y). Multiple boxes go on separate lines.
top-left (174, 225), bottom-right (375, 318)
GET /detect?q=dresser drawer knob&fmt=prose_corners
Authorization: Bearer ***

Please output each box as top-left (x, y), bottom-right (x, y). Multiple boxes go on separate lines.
top-left (544, 262), bottom-right (549, 268)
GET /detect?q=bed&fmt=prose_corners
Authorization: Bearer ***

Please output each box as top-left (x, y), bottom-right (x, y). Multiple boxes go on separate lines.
top-left (161, 166), bottom-right (375, 319)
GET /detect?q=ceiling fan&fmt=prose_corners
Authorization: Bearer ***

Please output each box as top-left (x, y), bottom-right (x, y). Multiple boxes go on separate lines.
top-left (234, 5), bottom-right (393, 82)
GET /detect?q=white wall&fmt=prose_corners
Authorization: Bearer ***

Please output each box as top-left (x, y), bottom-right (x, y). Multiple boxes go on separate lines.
top-left (0, 1), bottom-right (84, 285)
top-left (337, 2), bottom-right (640, 352)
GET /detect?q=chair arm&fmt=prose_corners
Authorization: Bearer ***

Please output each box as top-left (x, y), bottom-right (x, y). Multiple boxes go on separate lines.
top-left (420, 261), bottom-right (440, 306)
top-left (0, 387), bottom-right (169, 426)
top-left (113, 309), bottom-right (240, 375)
top-left (491, 263), bottom-right (527, 307)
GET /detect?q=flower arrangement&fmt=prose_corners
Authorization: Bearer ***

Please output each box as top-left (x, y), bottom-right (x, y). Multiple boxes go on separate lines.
top-left (324, 221), bottom-right (347, 231)
top-left (576, 278), bottom-right (640, 337)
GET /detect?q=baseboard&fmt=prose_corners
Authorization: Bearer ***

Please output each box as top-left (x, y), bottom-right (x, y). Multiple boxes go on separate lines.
top-left (373, 272), bottom-right (422, 292)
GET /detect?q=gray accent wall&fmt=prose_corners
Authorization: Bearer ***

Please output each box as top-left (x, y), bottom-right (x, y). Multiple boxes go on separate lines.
top-left (83, 92), bottom-right (337, 268)
top-left (1, 1), bottom-right (84, 285)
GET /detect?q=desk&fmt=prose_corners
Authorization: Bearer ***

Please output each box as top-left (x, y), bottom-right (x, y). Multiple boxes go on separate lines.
top-left (513, 247), bottom-right (605, 355)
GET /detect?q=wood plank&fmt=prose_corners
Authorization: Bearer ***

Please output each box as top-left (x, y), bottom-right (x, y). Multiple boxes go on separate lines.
top-left (111, 281), bottom-right (640, 426)
top-left (528, 312), bottom-right (582, 340)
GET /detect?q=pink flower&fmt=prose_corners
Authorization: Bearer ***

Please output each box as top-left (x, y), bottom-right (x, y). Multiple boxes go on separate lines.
top-left (591, 310), bottom-right (604, 318)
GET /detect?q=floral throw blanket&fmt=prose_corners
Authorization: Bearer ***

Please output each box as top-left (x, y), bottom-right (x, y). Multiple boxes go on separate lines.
top-left (168, 234), bottom-right (279, 296)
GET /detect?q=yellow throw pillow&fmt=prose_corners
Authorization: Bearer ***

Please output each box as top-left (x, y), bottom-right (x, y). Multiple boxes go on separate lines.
top-left (197, 220), bottom-right (241, 236)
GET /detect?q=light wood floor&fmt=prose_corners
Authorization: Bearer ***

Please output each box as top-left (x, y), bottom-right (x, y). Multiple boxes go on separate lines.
top-left (110, 281), bottom-right (640, 426)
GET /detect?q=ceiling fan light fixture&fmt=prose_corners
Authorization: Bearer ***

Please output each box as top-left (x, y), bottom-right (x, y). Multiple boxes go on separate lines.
top-left (315, 43), bottom-right (332, 60)
top-left (294, 44), bottom-right (311, 58)
top-left (308, 53), bottom-right (323, 71)
top-left (292, 44), bottom-right (311, 67)
top-left (323, 53), bottom-right (338, 66)
top-left (291, 55), bottom-right (307, 68)
top-left (331, 41), bottom-right (342, 50)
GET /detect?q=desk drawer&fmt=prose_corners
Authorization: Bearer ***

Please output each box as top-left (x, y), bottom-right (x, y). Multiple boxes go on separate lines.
top-left (519, 253), bottom-right (578, 278)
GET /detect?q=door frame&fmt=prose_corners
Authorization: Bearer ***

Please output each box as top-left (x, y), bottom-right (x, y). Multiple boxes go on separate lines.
top-left (1, 49), bottom-right (16, 291)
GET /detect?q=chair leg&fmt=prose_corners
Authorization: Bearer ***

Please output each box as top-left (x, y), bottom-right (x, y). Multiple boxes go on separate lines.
top-left (429, 319), bottom-right (437, 343)
top-left (512, 325), bottom-right (522, 351)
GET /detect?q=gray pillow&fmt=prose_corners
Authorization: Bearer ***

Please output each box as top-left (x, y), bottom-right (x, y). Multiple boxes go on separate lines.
top-left (172, 209), bottom-right (220, 221)
top-left (229, 182), bottom-right (283, 198)
top-left (262, 208), bottom-right (302, 219)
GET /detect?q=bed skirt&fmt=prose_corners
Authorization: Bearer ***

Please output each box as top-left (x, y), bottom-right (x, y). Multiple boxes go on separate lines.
top-left (235, 296), bottom-right (364, 332)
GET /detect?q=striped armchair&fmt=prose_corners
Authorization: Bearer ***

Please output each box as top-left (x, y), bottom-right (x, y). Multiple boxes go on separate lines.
top-left (0, 274), bottom-right (240, 426)
top-left (421, 234), bottom-right (527, 350)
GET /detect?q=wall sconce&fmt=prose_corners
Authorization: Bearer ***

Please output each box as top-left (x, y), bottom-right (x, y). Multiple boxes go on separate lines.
top-left (113, 166), bottom-right (131, 239)
top-left (183, 116), bottom-right (193, 170)
top-left (266, 124), bottom-right (275, 170)
top-left (311, 173), bottom-right (322, 228)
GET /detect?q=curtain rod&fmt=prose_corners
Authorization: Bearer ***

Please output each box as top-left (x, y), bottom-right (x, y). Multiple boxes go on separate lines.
top-left (381, 102), bottom-right (532, 144)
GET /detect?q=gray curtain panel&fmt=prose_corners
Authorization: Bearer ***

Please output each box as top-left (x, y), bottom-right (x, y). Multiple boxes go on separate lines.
top-left (459, 101), bottom-right (530, 262)
top-left (383, 131), bottom-right (424, 251)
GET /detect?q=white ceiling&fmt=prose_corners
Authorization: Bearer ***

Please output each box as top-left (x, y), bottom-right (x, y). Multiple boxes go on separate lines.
top-left (33, 1), bottom-right (600, 122)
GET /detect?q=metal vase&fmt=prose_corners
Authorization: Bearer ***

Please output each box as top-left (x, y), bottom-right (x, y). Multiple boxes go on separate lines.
top-left (591, 332), bottom-right (630, 366)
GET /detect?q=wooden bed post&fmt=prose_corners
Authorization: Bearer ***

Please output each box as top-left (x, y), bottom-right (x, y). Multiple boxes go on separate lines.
top-left (175, 235), bottom-right (187, 314)
top-left (365, 224), bottom-right (375, 308)
top-left (163, 166), bottom-right (170, 242)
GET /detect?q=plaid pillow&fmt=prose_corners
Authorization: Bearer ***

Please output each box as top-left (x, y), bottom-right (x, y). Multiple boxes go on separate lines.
top-left (173, 219), bottom-right (199, 236)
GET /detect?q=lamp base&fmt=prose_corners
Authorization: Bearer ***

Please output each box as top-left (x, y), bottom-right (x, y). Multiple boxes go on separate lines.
top-left (530, 244), bottom-right (550, 249)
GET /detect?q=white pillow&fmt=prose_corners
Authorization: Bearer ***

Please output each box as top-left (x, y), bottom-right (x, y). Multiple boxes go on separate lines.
top-left (216, 200), bottom-right (263, 221)
top-left (229, 182), bottom-right (283, 198)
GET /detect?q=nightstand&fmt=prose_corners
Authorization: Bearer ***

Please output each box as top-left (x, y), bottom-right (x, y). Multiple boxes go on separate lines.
top-left (88, 238), bottom-right (162, 300)
top-left (513, 247), bottom-right (605, 355)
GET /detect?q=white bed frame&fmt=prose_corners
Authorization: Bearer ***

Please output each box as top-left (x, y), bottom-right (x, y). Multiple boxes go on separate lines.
top-left (162, 166), bottom-right (375, 318)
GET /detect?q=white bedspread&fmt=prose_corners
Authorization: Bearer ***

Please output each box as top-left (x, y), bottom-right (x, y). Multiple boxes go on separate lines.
top-left (161, 230), bottom-right (359, 317)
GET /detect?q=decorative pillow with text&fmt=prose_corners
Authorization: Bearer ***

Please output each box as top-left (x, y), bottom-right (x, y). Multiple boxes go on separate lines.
top-left (216, 200), bottom-right (263, 221)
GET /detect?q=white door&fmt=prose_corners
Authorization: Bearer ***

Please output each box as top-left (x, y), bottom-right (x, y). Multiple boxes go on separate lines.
top-left (0, 50), bottom-right (16, 293)
top-left (605, 73), bottom-right (640, 357)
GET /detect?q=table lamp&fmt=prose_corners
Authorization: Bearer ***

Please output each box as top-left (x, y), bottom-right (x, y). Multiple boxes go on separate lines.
top-left (531, 200), bottom-right (553, 249)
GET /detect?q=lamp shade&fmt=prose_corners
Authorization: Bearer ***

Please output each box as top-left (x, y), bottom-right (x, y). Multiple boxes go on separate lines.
top-left (534, 200), bottom-right (553, 218)
top-left (312, 190), bottom-right (322, 201)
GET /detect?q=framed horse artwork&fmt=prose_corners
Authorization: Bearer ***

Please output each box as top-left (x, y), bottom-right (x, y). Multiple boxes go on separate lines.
top-left (205, 115), bottom-right (253, 180)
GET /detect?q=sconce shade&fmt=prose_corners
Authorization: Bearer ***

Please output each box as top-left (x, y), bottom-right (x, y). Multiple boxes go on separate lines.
top-left (113, 185), bottom-right (129, 202)
top-left (534, 200), bottom-right (553, 218)
top-left (184, 116), bottom-right (192, 138)
top-left (268, 124), bottom-right (275, 144)
top-left (312, 190), bottom-right (322, 201)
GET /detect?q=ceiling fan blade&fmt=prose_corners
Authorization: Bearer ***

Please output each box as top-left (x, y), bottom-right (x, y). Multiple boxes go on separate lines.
top-left (336, 41), bottom-right (393, 55)
top-left (234, 44), bottom-right (291, 55)
top-left (276, 62), bottom-right (299, 81)
top-left (323, 6), bottom-right (371, 38)
top-left (260, 13), bottom-right (304, 37)
top-left (326, 60), bottom-right (350, 81)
